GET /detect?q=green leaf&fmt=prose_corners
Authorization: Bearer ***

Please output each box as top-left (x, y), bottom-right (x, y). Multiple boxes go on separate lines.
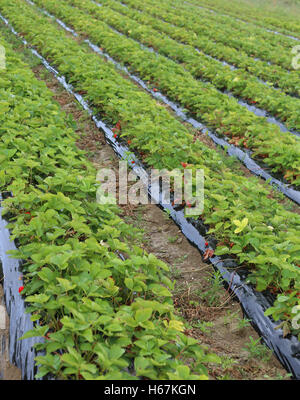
top-left (135, 308), bottom-right (153, 323)
top-left (124, 277), bottom-right (134, 290)
top-left (56, 277), bottom-right (77, 292)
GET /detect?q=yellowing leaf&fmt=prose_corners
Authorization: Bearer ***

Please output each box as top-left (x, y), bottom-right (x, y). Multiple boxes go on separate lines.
top-left (233, 218), bottom-right (248, 233)
top-left (56, 277), bottom-right (77, 292)
top-left (168, 320), bottom-right (184, 332)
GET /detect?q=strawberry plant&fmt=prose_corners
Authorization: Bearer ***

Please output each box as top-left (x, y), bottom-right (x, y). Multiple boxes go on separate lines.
top-left (0, 0), bottom-right (299, 368)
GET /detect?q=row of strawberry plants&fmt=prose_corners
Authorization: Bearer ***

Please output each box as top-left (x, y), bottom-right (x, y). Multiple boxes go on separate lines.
top-left (67, 0), bottom-right (300, 128)
top-left (29, 0), bottom-right (300, 185)
top-left (106, 0), bottom-right (300, 97)
top-left (0, 32), bottom-right (220, 379)
top-left (114, 0), bottom-right (298, 72)
top-left (182, 0), bottom-right (300, 39)
top-left (155, 0), bottom-right (298, 50)
top-left (1, 0), bottom-right (299, 336)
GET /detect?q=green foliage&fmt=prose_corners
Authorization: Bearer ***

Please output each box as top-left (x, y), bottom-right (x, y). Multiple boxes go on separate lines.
top-left (197, 271), bottom-right (225, 307)
top-left (242, 336), bottom-right (273, 362)
top-left (183, 0), bottom-right (300, 37)
top-left (0, 0), bottom-right (300, 334)
top-left (80, 0), bottom-right (300, 105)
top-left (0, 36), bottom-right (221, 380)
top-left (0, 0), bottom-right (299, 371)
top-left (34, 0), bottom-right (300, 183)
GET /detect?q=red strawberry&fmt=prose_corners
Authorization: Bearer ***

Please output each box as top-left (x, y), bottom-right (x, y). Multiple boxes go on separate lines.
top-left (205, 242), bottom-right (208, 247)
top-left (18, 286), bottom-right (24, 294)
top-left (181, 162), bottom-right (188, 168)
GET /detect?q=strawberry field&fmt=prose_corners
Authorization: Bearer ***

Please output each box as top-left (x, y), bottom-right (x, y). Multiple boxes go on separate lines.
top-left (0, 0), bottom-right (299, 381)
